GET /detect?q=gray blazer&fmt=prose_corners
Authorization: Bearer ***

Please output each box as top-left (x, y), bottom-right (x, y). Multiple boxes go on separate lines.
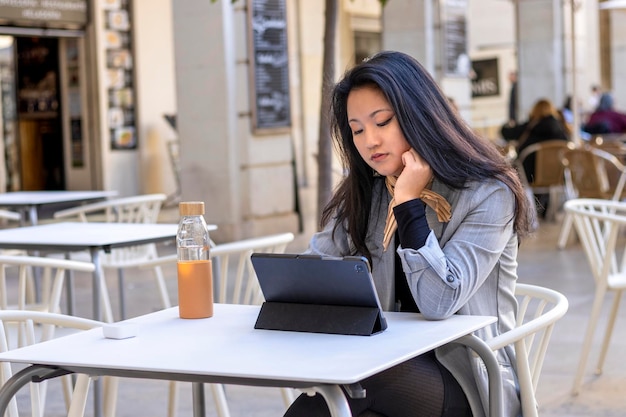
top-left (308, 177), bottom-right (522, 417)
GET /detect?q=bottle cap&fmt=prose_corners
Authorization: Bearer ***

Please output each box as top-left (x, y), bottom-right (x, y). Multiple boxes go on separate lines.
top-left (179, 201), bottom-right (205, 216)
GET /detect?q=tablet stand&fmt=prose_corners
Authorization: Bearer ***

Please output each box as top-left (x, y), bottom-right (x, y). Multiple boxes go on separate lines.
top-left (254, 301), bottom-right (387, 336)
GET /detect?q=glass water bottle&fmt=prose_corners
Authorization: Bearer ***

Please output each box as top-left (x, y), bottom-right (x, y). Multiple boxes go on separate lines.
top-left (177, 201), bottom-right (213, 318)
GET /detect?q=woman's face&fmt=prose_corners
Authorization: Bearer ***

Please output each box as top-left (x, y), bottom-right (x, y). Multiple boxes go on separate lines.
top-left (347, 85), bottom-right (411, 177)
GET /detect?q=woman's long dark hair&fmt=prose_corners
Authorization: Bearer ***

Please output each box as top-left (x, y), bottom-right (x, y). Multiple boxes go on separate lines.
top-left (322, 51), bottom-right (534, 262)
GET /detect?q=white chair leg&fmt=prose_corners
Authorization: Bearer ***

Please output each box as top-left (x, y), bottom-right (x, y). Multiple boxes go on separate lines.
top-left (154, 265), bottom-right (172, 309)
top-left (595, 290), bottom-right (623, 375)
top-left (48, 269), bottom-right (66, 314)
top-left (2, 360), bottom-right (19, 417)
top-left (36, 379), bottom-right (48, 417)
top-left (103, 376), bottom-right (119, 417)
top-left (572, 287), bottom-right (606, 395)
top-left (168, 381), bottom-right (179, 417)
top-left (97, 265), bottom-right (114, 323)
top-left (210, 383), bottom-right (231, 417)
top-left (29, 379), bottom-right (43, 417)
top-left (61, 374), bottom-right (73, 411)
top-left (546, 188), bottom-right (559, 222)
top-left (514, 340), bottom-right (538, 417)
top-left (67, 374), bottom-right (91, 417)
top-left (557, 212), bottom-right (574, 249)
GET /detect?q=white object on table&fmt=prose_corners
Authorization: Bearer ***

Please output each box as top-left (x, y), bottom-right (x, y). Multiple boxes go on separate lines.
top-left (0, 304), bottom-right (503, 417)
top-left (0, 191), bottom-right (118, 225)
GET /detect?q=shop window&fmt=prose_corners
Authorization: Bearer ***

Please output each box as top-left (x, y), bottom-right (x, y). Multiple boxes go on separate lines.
top-left (354, 31), bottom-right (381, 64)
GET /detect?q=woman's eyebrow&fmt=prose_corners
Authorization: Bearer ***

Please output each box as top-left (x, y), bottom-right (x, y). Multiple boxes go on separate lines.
top-left (348, 108), bottom-right (393, 123)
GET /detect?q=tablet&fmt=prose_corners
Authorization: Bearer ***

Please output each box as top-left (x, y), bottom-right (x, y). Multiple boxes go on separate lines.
top-left (250, 253), bottom-right (387, 335)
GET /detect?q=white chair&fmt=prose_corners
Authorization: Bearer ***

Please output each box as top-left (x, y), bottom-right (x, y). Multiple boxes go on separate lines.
top-left (564, 198), bottom-right (626, 395)
top-left (0, 210), bottom-right (21, 226)
top-left (0, 255), bottom-right (95, 315)
top-left (484, 283), bottom-right (568, 417)
top-left (0, 310), bottom-right (117, 417)
top-left (53, 194), bottom-right (167, 321)
top-left (0, 211), bottom-right (23, 255)
top-left (557, 147), bottom-right (626, 249)
top-left (138, 232), bottom-right (296, 417)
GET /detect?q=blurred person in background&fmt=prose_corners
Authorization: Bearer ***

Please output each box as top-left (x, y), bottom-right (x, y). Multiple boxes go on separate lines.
top-left (584, 92), bottom-right (626, 135)
top-left (561, 95), bottom-right (590, 141)
top-left (507, 71), bottom-right (518, 125)
top-left (501, 98), bottom-right (569, 218)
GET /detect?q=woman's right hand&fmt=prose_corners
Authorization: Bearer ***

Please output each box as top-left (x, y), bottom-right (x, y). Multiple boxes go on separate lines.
top-left (394, 149), bottom-right (432, 205)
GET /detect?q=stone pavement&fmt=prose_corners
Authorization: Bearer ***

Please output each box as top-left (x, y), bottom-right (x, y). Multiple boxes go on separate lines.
top-left (7, 210), bottom-right (626, 416)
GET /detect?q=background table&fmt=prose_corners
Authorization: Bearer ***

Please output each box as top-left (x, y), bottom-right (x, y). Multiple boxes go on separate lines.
top-left (0, 222), bottom-right (178, 321)
top-left (0, 304), bottom-right (502, 417)
top-left (0, 191), bottom-right (118, 225)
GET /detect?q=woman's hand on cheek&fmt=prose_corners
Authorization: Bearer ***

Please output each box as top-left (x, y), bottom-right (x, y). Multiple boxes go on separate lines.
top-left (394, 149), bottom-right (433, 205)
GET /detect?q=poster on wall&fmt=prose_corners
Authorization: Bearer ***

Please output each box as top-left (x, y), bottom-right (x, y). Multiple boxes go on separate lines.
top-left (471, 58), bottom-right (500, 98)
top-left (442, 0), bottom-right (470, 77)
top-left (247, 0), bottom-right (291, 133)
top-left (103, 0), bottom-right (136, 150)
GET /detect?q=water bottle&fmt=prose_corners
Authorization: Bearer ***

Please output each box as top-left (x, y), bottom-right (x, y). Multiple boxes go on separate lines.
top-left (177, 201), bottom-right (213, 318)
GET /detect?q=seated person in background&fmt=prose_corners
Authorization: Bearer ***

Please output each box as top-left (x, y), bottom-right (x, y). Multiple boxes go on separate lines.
top-left (501, 98), bottom-right (569, 177)
top-left (501, 98), bottom-right (569, 218)
top-left (584, 92), bottom-right (626, 135)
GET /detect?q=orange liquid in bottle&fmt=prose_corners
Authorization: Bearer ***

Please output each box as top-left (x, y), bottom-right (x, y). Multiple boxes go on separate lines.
top-left (177, 260), bottom-right (213, 318)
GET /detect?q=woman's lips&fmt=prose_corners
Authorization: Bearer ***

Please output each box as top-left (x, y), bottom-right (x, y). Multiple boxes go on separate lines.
top-left (371, 153), bottom-right (387, 162)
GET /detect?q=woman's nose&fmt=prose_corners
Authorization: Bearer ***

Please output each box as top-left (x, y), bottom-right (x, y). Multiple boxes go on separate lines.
top-left (363, 130), bottom-right (380, 149)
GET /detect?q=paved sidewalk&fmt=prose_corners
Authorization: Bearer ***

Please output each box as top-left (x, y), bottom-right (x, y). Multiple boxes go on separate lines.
top-left (7, 212), bottom-right (626, 416)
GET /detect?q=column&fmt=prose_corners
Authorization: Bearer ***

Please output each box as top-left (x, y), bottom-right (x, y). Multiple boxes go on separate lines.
top-left (515, 0), bottom-right (565, 118)
top-left (172, 0), bottom-right (299, 241)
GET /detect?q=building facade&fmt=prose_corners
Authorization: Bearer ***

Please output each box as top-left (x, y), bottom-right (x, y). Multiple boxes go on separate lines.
top-left (1, 0), bottom-right (621, 242)
top-left (0, 0), bottom-right (177, 198)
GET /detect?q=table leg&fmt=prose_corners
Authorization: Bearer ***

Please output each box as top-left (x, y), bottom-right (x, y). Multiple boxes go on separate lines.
top-left (312, 385), bottom-right (352, 417)
top-left (0, 365), bottom-right (68, 416)
top-left (192, 382), bottom-right (206, 417)
top-left (27, 206), bottom-right (42, 303)
top-left (65, 252), bottom-right (76, 316)
top-left (90, 248), bottom-right (113, 323)
top-left (455, 334), bottom-right (504, 417)
top-left (28, 206), bottom-right (38, 226)
top-left (88, 248), bottom-right (110, 417)
top-left (90, 248), bottom-right (102, 322)
top-left (118, 269), bottom-right (126, 320)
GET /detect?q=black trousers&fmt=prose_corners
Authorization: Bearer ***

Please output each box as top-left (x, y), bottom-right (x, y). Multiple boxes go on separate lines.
top-left (283, 351), bottom-right (472, 417)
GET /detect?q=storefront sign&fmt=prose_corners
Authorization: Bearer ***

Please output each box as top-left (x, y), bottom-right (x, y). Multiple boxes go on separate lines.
top-left (0, 0), bottom-right (88, 28)
top-left (247, 0), bottom-right (291, 133)
top-left (471, 58), bottom-right (500, 98)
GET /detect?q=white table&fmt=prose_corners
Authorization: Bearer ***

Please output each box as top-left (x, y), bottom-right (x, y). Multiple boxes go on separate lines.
top-left (0, 191), bottom-right (118, 225)
top-left (0, 304), bottom-right (503, 417)
top-left (0, 222), bottom-right (178, 321)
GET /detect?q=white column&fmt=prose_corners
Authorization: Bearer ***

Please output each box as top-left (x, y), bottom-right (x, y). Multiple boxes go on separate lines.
top-left (172, 1), bottom-right (240, 239)
top-left (516, 0), bottom-right (565, 118)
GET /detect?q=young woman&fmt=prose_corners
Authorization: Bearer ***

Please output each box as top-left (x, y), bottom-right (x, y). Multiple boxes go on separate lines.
top-left (283, 51), bottom-right (535, 417)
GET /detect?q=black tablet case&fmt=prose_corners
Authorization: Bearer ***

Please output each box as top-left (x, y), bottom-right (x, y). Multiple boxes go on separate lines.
top-left (250, 253), bottom-right (387, 336)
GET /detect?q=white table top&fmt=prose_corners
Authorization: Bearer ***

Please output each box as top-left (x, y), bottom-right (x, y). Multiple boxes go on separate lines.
top-left (0, 304), bottom-right (496, 387)
top-left (0, 222), bottom-right (178, 252)
top-left (0, 191), bottom-right (117, 206)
